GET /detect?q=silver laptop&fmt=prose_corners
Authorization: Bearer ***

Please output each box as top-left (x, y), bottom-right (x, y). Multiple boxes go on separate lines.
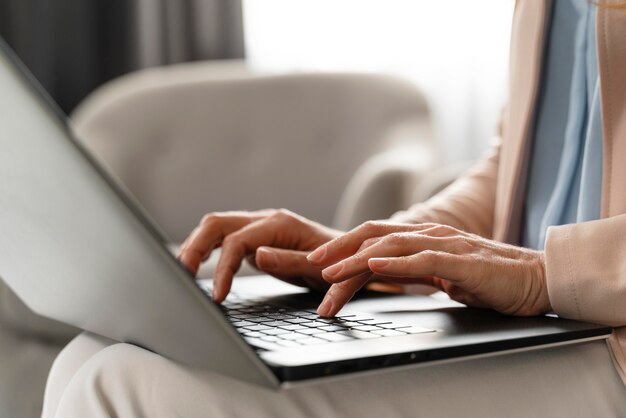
top-left (0, 39), bottom-right (611, 388)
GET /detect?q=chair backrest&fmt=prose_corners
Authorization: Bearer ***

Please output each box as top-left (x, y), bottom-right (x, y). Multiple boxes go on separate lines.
top-left (71, 60), bottom-right (431, 241)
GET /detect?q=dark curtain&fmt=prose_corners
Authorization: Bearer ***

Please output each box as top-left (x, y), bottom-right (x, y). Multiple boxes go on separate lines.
top-left (0, 0), bottom-right (245, 114)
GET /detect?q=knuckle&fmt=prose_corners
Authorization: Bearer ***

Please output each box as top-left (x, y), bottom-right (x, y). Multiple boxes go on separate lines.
top-left (271, 208), bottom-right (296, 223)
top-left (396, 255), bottom-right (411, 266)
top-left (430, 224), bottom-right (449, 234)
top-left (363, 220), bottom-right (377, 228)
top-left (200, 213), bottom-right (220, 226)
top-left (455, 236), bottom-right (474, 252)
top-left (351, 252), bottom-right (365, 264)
top-left (336, 281), bottom-right (353, 291)
top-left (361, 220), bottom-right (383, 232)
top-left (362, 237), bottom-right (379, 248)
top-left (418, 222), bottom-right (439, 230)
top-left (419, 250), bottom-right (439, 265)
top-left (384, 232), bottom-right (409, 246)
top-left (425, 224), bottom-right (455, 236)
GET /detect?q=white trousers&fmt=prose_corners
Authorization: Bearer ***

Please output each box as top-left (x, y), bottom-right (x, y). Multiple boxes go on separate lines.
top-left (43, 332), bottom-right (626, 418)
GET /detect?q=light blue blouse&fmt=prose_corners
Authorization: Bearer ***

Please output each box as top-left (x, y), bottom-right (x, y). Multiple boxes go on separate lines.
top-left (521, 0), bottom-right (603, 250)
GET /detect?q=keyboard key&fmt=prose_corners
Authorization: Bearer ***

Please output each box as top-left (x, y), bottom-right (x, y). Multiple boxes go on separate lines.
top-left (352, 325), bottom-right (383, 332)
top-left (260, 335), bottom-right (281, 342)
top-left (288, 311), bottom-right (319, 319)
top-left (266, 313), bottom-right (294, 320)
top-left (284, 317), bottom-right (311, 324)
top-left (228, 314), bottom-right (255, 320)
top-left (315, 317), bottom-right (339, 324)
top-left (226, 300), bottom-right (244, 305)
top-left (280, 333), bottom-right (310, 341)
top-left (307, 320), bottom-right (334, 327)
top-left (338, 321), bottom-right (360, 327)
top-left (242, 331), bottom-right (264, 338)
top-left (262, 328), bottom-right (292, 336)
top-left (246, 317), bottom-right (275, 323)
top-left (337, 330), bottom-right (381, 339)
top-left (238, 308), bottom-right (263, 313)
top-left (320, 325), bottom-right (349, 332)
top-left (279, 324), bottom-right (308, 331)
top-left (276, 340), bottom-right (301, 348)
top-left (264, 320), bottom-right (292, 327)
top-left (243, 324), bottom-right (271, 332)
top-left (349, 316), bottom-right (375, 322)
top-left (231, 320), bottom-right (255, 328)
top-left (378, 323), bottom-right (408, 329)
top-left (298, 328), bottom-right (327, 335)
top-left (402, 326), bottom-right (435, 334)
top-left (357, 318), bottom-right (392, 325)
top-left (371, 329), bottom-right (406, 337)
top-left (317, 333), bottom-right (355, 342)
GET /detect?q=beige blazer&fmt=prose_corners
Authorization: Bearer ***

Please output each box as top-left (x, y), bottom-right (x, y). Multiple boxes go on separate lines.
top-left (393, 0), bottom-right (626, 384)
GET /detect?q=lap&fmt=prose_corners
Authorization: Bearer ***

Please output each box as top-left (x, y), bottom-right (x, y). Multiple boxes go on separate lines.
top-left (46, 332), bottom-right (626, 418)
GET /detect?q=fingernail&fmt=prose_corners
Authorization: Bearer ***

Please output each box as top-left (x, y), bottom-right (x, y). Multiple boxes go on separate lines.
top-left (322, 263), bottom-right (343, 280)
top-left (317, 295), bottom-right (334, 317)
top-left (369, 258), bottom-right (390, 269)
top-left (257, 248), bottom-right (277, 269)
top-left (307, 246), bottom-right (327, 263)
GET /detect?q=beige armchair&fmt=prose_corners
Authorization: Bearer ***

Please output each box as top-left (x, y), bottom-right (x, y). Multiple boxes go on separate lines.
top-left (71, 60), bottom-right (436, 241)
top-left (0, 60), bottom-right (439, 416)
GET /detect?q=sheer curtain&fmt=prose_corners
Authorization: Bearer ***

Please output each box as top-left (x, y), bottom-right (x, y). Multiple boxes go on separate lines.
top-left (243, 0), bottom-right (514, 164)
top-left (0, 0), bottom-right (244, 113)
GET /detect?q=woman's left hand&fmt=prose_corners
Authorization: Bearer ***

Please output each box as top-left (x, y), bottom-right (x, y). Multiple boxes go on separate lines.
top-left (307, 222), bottom-right (551, 318)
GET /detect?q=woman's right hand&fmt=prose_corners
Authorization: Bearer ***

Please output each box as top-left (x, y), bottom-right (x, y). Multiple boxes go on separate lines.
top-left (178, 209), bottom-right (342, 302)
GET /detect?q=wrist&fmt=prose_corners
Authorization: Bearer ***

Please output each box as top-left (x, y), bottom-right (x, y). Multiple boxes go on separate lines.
top-left (534, 251), bottom-right (552, 315)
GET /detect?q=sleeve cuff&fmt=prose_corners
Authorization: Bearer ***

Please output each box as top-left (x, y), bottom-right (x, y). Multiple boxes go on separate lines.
top-left (544, 224), bottom-right (582, 320)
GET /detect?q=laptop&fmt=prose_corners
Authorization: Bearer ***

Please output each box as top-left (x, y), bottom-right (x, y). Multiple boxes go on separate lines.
top-left (0, 39), bottom-right (612, 388)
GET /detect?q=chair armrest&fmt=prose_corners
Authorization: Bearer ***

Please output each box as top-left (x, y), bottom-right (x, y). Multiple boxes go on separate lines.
top-left (408, 161), bottom-right (474, 204)
top-left (333, 144), bottom-right (437, 230)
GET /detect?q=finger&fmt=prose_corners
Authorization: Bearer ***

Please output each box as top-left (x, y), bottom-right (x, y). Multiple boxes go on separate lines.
top-left (370, 273), bottom-right (445, 290)
top-left (317, 272), bottom-right (371, 317)
top-left (256, 247), bottom-right (323, 282)
top-left (356, 236), bottom-right (383, 252)
top-left (322, 233), bottom-right (450, 283)
top-left (213, 212), bottom-right (306, 302)
top-left (307, 221), bottom-right (436, 266)
top-left (368, 251), bottom-right (463, 283)
top-left (212, 217), bottom-right (283, 302)
top-left (178, 214), bottom-right (251, 275)
top-left (179, 211), bottom-right (267, 275)
top-left (417, 224), bottom-right (463, 238)
top-left (179, 210), bottom-right (272, 254)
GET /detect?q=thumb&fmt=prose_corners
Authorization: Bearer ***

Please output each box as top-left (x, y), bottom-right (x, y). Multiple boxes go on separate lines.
top-left (256, 247), bottom-right (323, 281)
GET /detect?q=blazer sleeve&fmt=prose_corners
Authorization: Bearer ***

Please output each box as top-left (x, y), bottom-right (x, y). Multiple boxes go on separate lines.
top-left (390, 144), bottom-right (500, 238)
top-left (545, 215), bottom-right (626, 327)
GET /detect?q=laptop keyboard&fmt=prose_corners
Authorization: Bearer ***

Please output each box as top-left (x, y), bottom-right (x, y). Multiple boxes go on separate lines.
top-left (206, 288), bottom-right (434, 351)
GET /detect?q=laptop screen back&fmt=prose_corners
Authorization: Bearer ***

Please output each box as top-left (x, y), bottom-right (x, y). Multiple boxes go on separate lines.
top-left (0, 42), bottom-right (279, 387)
